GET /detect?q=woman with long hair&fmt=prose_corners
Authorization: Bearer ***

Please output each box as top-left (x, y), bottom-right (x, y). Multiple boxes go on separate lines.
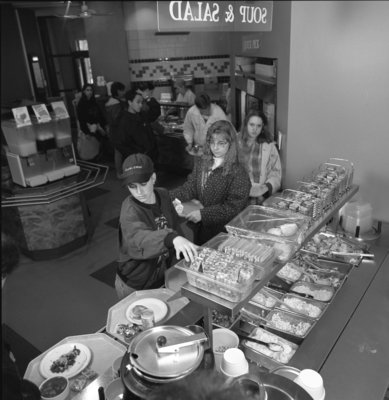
top-left (238, 109), bottom-right (282, 205)
top-left (170, 120), bottom-right (251, 245)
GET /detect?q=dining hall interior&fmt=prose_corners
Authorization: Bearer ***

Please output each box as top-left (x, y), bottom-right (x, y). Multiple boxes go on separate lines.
top-left (1, 1), bottom-right (389, 400)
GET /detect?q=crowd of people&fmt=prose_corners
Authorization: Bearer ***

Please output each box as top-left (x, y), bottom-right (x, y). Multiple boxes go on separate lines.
top-left (74, 79), bottom-right (282, 298)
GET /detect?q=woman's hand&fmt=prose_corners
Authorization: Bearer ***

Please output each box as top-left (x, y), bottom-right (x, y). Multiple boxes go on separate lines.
top-left (185, 210), bottom-right (202, 223)
top-left (250, 183), bottom-right (268, 197)
top-left (172, 236), bottom-right (198, 262)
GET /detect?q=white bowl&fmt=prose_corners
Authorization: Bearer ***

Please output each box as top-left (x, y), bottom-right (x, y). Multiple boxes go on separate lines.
top-left (39, 376), bottom-right (70, 400)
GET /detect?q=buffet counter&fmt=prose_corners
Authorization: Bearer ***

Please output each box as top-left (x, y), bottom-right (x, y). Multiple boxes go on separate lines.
top-left (1, 160), bottom-right (109, 260)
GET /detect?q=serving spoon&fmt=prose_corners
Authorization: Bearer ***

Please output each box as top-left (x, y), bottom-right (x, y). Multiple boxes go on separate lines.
top-left (236, 330), bottom-right (284, 352)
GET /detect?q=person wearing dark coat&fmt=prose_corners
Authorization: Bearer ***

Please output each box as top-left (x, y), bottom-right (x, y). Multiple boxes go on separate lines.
top-left (169, 120), bottom-right (251, 245)
top-left (111, 89), bottom-right (159, 165)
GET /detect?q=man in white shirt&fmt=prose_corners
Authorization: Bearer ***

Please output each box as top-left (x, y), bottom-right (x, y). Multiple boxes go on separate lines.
top-left (174, 78), bottom-right (196, 106)
top-left (183, 92), bottom-right (228, 156)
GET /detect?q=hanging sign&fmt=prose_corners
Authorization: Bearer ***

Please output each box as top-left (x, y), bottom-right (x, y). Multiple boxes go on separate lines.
top-left (157, 1), bottom-right (273, 32)
top-left (32, 104), bottom-right (51, 123)
top-left (12, 106), bottom-right (32, 127)
top-left (51, 101), bottom-right (69, 120)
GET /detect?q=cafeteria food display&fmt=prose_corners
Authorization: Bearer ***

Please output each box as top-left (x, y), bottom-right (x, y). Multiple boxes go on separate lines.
top-left (226, 206), bottom-right (310, 245)
top-left (176, 247), bottom-right (264, 302)
top-left (242, 326), bottom-right (298, 364)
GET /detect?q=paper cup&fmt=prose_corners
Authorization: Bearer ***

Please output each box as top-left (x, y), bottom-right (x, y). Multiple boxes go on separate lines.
top-left (294, 369), bottom-right (325, 400)
top-left (220, 348), bottom-right (249, 377)
top-left (111, 356), bottom-right (123, 379)
top-left (212, 328), bottom-right (239, 371)
top-left (105, 378), bottom-right (124, 400)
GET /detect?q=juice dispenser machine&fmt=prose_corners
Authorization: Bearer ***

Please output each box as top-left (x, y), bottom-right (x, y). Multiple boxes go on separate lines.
top-left (2, 103), bottom-right (80, 187)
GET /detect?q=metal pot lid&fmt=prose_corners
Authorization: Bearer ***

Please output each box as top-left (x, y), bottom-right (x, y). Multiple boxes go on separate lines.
top-left (128, 325), bottom-right (204, 378)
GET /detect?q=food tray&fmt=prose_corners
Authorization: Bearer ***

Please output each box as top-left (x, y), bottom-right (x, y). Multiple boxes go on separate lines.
top-left (276, 261), bottom-right (305, 283)
top-left (290, 280), bottom-right (335, 303)
top-left (263, 309), bottom-right (316, 344)
top-left (106, 288), bottom-right (189, 345)
top-left (175, 246), bottom-right (266, 303)
top-left (267, 189), bottom-right (323, 220)
top-left (301, 230), bottom-right (367, 265)
top-left (24, 333), bottom-right (126, 398)
top-left (328, 157), bottom-right (354, 189)
top-left (250, 287), bottom-right (283, 309)
top-left (226, 205), bottom-right (310, 245)
top-left (277, 293), bottom-right (328, 319)
top-left (300, 267), bottom-right (346, 288)
top-left (236, 321), bottom-right (299, 369)
top-left (175, 260), bottom-right (262, 303)
top-left (299, 256), bottom-right (354, 275)
top-left (241, 301), bottom-right (272, 321)
top-left (203, 232), bottom-right (276, 271)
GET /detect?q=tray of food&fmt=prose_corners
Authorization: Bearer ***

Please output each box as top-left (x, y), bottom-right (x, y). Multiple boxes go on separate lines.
top-left (106, 288), bottom-right (189, 345)
top-left (265, 189), bottom-right (323, 219)
top-left (299, 267), bottom-right (346, 288)
top-left (276, 261), bottom-right (306, 284)
top-left (236, 320), bottom-right (299, 369)
top-left (205, 233), bottom-right (276, 270)
top-left (276, 293), bottom-right (328, 319)
top-left (24, 333), bottom-right (126, 398)
top-left (290, 253), bottom-right (354, 275)
top-left (263, 309), bottom-right (316, 344)
top-left (240, 301), bottom-right (272, 322)
top-left (289, 280), bottom-right (335, 302)
top-left (226, 205), bottom-right (310, 245)
top-left (175, 247), bottom-right (265, 302)
top-left (301, 230), bottom-right (369, 265)
top-left (250, 287), bottom-right (284, 309)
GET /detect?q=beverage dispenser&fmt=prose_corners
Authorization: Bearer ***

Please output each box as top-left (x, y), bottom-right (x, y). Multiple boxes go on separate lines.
top-left (2, 102), bottom-right (80, 187)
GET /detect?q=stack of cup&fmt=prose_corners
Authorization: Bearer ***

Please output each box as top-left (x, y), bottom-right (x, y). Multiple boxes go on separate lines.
top-left (220, 348), bottom-right (249, 381)
top-left (212, 328), bottom-right (239, 372)
top-left (294, 369), bottom-right (325, 400)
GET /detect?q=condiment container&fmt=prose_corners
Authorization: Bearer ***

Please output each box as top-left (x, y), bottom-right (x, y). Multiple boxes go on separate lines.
top-left (342, 200), bottom-right (373, 235)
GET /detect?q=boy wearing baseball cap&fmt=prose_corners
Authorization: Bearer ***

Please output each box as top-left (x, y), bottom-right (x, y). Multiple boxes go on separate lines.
top-left (115, 153), bottom-right (198, 299)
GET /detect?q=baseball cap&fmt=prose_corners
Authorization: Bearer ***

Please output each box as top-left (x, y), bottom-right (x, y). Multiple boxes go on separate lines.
top-left (120, 153), bottom-right (154, 185)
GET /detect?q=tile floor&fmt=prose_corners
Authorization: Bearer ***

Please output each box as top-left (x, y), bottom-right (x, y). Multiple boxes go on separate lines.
top-left (1, 166), bottom-right (188, 375)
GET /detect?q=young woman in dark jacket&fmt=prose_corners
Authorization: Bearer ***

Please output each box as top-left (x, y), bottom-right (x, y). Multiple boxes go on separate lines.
top-left (169, 120), bottom-right (251, 245)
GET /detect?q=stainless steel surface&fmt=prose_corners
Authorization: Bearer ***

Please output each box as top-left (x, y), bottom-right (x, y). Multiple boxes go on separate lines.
top-left (156, 332), bottom-right (207, 354)
top-left (319, 225), bottom-right (389, 400)
top-left (128, 326), bottom-right (204, 379)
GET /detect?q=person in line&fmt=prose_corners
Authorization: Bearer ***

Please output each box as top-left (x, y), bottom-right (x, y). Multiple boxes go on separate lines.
top-left (115, 153), bottom-right (198, 300)
top-left (170, 120), bottom-right (251, 245)
top-left (238, 109), bottom-right (282, 204)
top-left (2, 231), bottom-right (41, 400)
top-left (182, 92), bottom-right (228, 157)
top-left (111, 89), bottom-right (159, 165)
top-left (174, 78), bottom-right (196, 106)
top-left (136, 81), bottom-right (161, 123)
top-left (105, 81), bottom-right (127, 176)
top-left (76, 83), bottom-right (107, 139)
top-left (105, 81), bottom-right (126, 130)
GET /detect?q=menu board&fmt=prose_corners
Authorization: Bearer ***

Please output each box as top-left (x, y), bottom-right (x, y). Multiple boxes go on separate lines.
top-left (51, 101), bottom-right (69, 119)
top-left (12, 106), bottom-right (32, 127)
top-left (32, 104), bottom-right (51, 123)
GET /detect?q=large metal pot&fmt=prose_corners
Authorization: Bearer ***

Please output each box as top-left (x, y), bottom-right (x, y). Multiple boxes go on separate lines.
top-left (120, 325), bottom-right (214, 399)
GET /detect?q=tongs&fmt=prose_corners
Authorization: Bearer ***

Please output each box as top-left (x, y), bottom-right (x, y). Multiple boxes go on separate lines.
top-left (156, 332), bottom-right (208, 354)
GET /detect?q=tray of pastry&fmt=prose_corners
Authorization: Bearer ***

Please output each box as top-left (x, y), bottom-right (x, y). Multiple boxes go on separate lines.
top-left (226, 205), bottom-right (310, 245)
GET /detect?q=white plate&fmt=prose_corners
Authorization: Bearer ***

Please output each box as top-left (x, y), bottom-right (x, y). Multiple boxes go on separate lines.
top-left (126, 298), bottom-right (168, 324)
top-left (39, 343), bottom-right (91, 379)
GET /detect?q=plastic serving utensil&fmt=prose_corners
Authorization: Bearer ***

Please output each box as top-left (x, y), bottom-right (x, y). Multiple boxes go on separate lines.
top-left (236, 331), bottom-right (284, 352)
